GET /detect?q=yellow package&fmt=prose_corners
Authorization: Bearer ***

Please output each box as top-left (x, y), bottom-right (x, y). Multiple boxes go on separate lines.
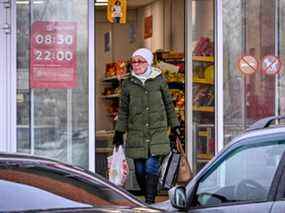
top-left (107, 0), bottom-right (127, 24)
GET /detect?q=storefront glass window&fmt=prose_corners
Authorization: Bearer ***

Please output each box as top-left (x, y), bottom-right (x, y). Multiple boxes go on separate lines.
top-left (278, 0), bottom-right (285, 115)
top-left (192, 0), bottom-right (215, 171)
top-left (223, 0), bottom-right (277, 144)
top-left (16, 0), bottom-right (89, 168)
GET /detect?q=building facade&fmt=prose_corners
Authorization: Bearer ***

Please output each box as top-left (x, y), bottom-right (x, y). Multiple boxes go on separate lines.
top-left (0, 0), bottom-right (284, 175)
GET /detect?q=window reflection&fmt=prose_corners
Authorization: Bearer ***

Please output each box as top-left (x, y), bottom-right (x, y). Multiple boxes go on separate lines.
top-left (223, 0), bottom-right (277, 145)
top-left (194, 141), bottom-right (285, 207)
top-left (16, 0), bottom-right (89, 168)
top-left (0, 167), bottom-right (138, 211)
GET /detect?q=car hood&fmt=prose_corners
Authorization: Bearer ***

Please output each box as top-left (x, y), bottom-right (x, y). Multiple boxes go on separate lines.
top-left (19, 206), bottom-right (163, 213)
top-left (151, 200), bottom-right (176, 212)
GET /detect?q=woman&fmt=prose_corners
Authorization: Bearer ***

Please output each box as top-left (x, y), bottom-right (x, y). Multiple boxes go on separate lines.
top-left (112, 0), bottom-right (122, 23)
top-left (113, 48), bottom-right (180, 204)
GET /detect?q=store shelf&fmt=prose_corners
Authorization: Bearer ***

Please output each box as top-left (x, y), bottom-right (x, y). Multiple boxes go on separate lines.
top-left (197, 159), bottom-right (210, 163)
top-left (168, 82), bottom-right (185, 90)
top-left (102, 74), bottom-right (130, 82)
top-left (96, 147), bottom-right (113, 154)
top-left (101, 94), bottom-right (120, 99)
top-left (198, 153), bottom-right (213, 161)
top-left (193, 79), bottom-right (214, 85)
top-left (192, 56), bottom-right (214, 62)
top-left (160, 52), bottom-right (184, 60)
top-left (193, 106), bottom-right (214, 112)
top-left (167, 81), bottom-right (184, 84)
top-left (96, 130), bottom-right (114, 137)
top-left (198, 131), bottom-right (208, 137)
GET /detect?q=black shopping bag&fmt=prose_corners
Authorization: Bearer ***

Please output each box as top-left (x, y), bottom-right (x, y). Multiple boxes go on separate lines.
top-left (159, 150), bottom-right (181, 190)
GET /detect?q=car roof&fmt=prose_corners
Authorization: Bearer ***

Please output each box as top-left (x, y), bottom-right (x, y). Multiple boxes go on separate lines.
top-left (0, 152), bottom-right (61, 163)
top-left (231, 126), bottom-right (285, 146)
top-left (246, 115), bottom-right (285, 131)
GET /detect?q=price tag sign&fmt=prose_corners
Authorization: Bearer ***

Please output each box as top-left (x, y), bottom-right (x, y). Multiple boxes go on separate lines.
top-left (30, 21), bottom-right (77, 88)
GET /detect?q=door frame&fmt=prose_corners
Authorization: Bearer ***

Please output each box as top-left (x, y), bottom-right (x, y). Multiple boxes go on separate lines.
top-left (215, 0), bottom-right (224, 152)
top-left (185, 0), bottom-right (194, 170)
top-left (186, 0), bottom-right (224, 171)
top-left (0, 0), bottom-right (17, 153)
top-left (1, 0), bottom-right (95, 171)
top-left (88, 0), bottom-right (95, 172)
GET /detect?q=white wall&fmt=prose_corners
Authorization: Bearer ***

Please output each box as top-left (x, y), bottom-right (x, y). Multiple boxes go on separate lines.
top-left (137, 0), bottom-right (185, 52)
top-left (137, 0), bottom-right (165, 51)
top-left (171, 0), bottom-right (185, 52)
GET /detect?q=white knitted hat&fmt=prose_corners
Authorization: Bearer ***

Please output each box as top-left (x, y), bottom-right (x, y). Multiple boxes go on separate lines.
top-left (132, 48), bottom-right (153, 66)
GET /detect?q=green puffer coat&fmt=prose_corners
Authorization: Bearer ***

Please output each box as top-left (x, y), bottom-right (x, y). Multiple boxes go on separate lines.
top-left (115, 67), bottom-right (179, 159)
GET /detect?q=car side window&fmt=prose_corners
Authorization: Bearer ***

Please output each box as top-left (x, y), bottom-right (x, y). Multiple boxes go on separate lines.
top-left (192, 141), bottom-right (285, 208)
top-left (0, 166), bottom-right (138, 212)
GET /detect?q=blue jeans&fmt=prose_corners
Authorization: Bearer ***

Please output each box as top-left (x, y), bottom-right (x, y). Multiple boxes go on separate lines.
top-left (134, 155), bottom-right (160, 192)
top-left (114, 17), bottom-right (120, 23)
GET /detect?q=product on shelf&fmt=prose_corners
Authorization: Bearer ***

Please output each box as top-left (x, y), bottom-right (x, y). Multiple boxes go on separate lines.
top-left (193, 64), bottom-right (214, 84)
top-left (105, 60), bottom-right (129, 78)
top-left (192, 45), bottom-right (215, 171)
top-left (154, 50), bottom-right (186, 145)
top-left (159, 51), bottom-right (184, 60)
top-left (196, 126), bottom-right (214, 158)
top-left (106, 103), bottom-right (118, 120)
top-left (102, 59), bottom-right (131, 126)
top-left (102, 88), bottom-right (114, 96)
top-left (193, 37), bottom-right (214, 56)
top-left (162, 70), bottom-right (185, 83)
top-left (105, 63), bottom-right (117, 77)
top-left (115, 60), bottom-right (128, 80)
top-left (102, 86), bottom-right (121, 96)
top-left (193, 85), bottom-right (214, 107)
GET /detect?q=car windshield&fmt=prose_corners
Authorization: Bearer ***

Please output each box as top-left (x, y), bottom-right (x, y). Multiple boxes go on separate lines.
top-left (194, 140), bottom-right (285, 207)
top-left (0, 163), bottom-right (141, 212)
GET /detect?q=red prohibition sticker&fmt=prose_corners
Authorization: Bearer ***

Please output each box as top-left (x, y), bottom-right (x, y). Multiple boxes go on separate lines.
top-left (261, 55), bottom-right (282, 75)
top-left (237, 55), bottom-right (258, 75)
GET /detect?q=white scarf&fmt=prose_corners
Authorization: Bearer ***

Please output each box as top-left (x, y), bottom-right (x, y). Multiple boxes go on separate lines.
top-left (131, 48), bottom-right (154, 84)
top-left (132, 66), bottom-right (152, 84)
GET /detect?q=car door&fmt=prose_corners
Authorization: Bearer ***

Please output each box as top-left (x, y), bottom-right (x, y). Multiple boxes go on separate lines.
top-left (269, 153), bottom-right (285, 213)
top-left (187, 135), bottom-right (285, 213)
top-left (0, 161), bottom-right (143, 212)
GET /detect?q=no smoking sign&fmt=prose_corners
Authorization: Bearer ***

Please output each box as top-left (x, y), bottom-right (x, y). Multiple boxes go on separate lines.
top-left (237, 55), bottom-right (258, 75)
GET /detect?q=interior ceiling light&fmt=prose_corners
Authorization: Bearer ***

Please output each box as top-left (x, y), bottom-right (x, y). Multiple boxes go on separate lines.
top-left (95, 0), bottom-right (108, 7)
top-left (95, 2), bottom-right (108, 6)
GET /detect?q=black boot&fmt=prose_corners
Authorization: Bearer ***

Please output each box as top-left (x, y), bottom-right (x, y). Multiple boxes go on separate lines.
top-left (145, 174), bottom-right (159, 204)
top-left (135, 172), bottom-right (146, 195)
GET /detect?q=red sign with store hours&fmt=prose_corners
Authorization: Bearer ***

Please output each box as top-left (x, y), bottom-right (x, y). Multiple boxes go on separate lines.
top-left (30, 21), bottom-right (77, 88)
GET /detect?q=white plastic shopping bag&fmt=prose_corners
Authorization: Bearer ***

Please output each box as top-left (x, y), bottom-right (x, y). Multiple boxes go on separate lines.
top-left (107, 145), bottom-right (129, 186)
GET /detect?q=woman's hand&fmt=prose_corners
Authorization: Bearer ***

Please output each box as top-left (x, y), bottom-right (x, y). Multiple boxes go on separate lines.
top-left (171, 126), bottom-right (182, 140)
top-left (113, 131), bottom-right (124, 147)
